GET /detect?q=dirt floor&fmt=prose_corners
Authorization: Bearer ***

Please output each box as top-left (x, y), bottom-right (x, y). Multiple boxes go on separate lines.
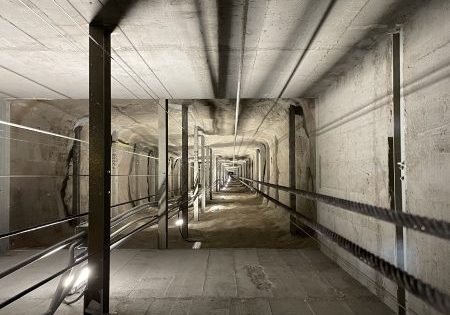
top-left (121, 179), bottom-right (314, 249)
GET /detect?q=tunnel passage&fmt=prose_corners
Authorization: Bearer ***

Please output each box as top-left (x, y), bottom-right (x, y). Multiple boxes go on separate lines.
top-left (0, 0), bottom-right (449, 314)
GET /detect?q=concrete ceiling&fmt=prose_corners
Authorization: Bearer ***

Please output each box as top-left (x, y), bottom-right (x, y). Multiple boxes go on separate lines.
top-left (2, 0), bottom-right (416, 159)
top-left (0, 0), bottom-right (408, 100)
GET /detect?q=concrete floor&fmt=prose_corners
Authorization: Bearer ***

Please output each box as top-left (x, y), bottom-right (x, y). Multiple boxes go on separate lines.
top-left (122, 185), bottom-right (312, 249)
top-left (0, 182), bottom-right (393, 314)
top-left (0, 248), bottom-right (393, 315)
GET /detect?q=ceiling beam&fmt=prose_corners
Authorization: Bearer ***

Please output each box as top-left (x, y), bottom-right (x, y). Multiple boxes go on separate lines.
top-left (91, 0), bottom-right (140, 31)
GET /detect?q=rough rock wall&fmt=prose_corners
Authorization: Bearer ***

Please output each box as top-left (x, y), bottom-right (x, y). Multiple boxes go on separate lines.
top-left (4, 100), bottom-right (177, 248)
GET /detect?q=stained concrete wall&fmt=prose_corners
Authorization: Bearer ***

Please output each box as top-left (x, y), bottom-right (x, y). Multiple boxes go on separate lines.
top-left (3, 100), bottom-right (179, 248)
top-left (313, 0), bottom-right (450, 313)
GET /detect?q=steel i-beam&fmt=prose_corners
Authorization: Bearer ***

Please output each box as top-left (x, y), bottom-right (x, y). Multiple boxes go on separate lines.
top-left (193, 126), bottom-right (199, 221)
top-left (158, 99), bottom-right (169, 249)
top-left (181, 105), bottom-right (189, 238)
top-left (201, 135), bottom-right (206, 211)
top-left (85, 25), bottom-right (111, 314)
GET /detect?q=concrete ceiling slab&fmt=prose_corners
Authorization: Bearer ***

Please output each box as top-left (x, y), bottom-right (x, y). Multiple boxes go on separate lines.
top-left (0, 0), bottom-right (410, 100)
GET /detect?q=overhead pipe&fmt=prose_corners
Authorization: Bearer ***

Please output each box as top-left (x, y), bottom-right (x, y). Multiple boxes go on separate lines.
top-left (233, 0), bottom-right (249, 166)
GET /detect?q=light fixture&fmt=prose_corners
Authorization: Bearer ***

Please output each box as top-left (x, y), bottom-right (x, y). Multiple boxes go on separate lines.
top-left (175, 219), bottom-right (184, 226)
top-left (63, 275), bottom-right (74, 287)
top-left (73, 266), bottom-right (90, 288)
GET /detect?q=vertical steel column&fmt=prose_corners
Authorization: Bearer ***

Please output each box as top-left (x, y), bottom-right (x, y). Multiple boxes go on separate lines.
top-left (147, 150), bottom-right (153, 202)
top-left (72, 126), bottom-right (81, 216)
top-left (154, 158), bottom-right (158, 201)
top-left (393, 32), bottom-right (406, 315)
top-left (216, 160), bottom-right (221, 191)
top-left (193, 126), bottom-right (199, 221)
top-left (209, 147), bottom-right (213, 200)
top-left (213, 156), bottom-right (217, 192)
top-left (0, 100), bottom-right (10, 253)
top-left (255, 149), bottom-right (260, 190)
top-left (288, 106), bottom-right (297, 234)
top-left (201, 135), bottom-right (206, 211)
top-left (189, 162), bottom-right (193, 190)
top-left (289, 106), bottom-right (296, 211)
top-left (180, 105), bottom-right (189, 238)
top-left (85, 25), bottom-right (111, 314)
top-left (158, 99), bottom-right (169, 249)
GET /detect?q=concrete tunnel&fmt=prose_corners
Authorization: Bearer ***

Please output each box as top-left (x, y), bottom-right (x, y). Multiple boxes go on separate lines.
top-left (0, 0), bottom-right (449, 314)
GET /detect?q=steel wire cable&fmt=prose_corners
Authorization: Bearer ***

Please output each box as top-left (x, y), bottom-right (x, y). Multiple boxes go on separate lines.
top-left (0, 188), bottom-right (198, 309)
top-left (0, 121), bottom-right (160, 161)
top-left (240, 177), bottom-right (450, 241)
top-left (238, 0), bottom-right (337, 157)
top-left (94, 0), bottom-right (173, 98)
top-left (0, 213), bottom-right (88, 240)
top-left (15, 0), bottom-right (139, 99)
top-left (291, 220), bottom-right (418, 315)
top-left (237, 177), bottom-right (450, 315)
top-left (16, 0), bottom-right (186, 132)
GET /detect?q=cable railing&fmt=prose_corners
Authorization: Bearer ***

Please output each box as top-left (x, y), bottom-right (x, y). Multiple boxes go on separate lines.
top-left (236, 176), bottom-right (450, 314)
top-left (0, 180), bottom-right (202, 313)
top-left (239, 177), bottom-right (450, 241)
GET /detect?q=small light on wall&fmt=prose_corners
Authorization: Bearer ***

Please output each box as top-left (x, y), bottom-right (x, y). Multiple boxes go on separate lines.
top-left (73, 266), bottom-right (90, 288)
top-left (175, 219), bottom-right (184, 226)
top-left (63, 275), bottom-right (74, 287)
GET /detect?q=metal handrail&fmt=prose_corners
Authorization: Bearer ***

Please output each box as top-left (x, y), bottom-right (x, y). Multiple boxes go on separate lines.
top-left (111, 194), bottom-right (156, 208)
top-left (0, 213), bottom-right (88, 240)
top-left (0, 232), bottom-right (86, 280)
top-left (0, 182), bottom-right (200, 311)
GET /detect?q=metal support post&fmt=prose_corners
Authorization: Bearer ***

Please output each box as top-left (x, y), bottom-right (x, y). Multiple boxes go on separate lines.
top-left (201, 135), bottom-right (206, 211)
top-left (209, 147), bottom-right (213, 200)
top-left (393, 32), bottom-right (406, 315)
top-left (255, 149), bottom-right (260, 190)
top-left (72, 126), bottom-right (81, 216)
top-left (193, 126), bottom-right (199, 221)
top-left (289, 106), bottom-right (297, 234)
top-left (180, 105), bottom-right (189, 238)
top-left (215, 157), bottom-right (219, 192)
top-left (288, 105), bottom-right (310, 235)
top-left (0, 100), bottom-right (10, 253)
top-left (158, 99), bottom-right (168, 249)
top-left (85, 25), bottom-right (111, 315)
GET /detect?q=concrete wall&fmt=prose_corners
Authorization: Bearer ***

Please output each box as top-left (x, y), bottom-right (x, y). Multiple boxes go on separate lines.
top-left (9, 101), bottom-right (84, 247)
top-left (0, 100), bottom-right (10, 252)
top-left (313, 0), bottom-right (450, 313)
top-left (315, 26), bottom-right (398, 309)
top-left (401, 1), bottom-right (450, 313)
top-left (267, 98), bottom-right (315, 220)
top-left (3, 100), bottom-right (179, 248)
